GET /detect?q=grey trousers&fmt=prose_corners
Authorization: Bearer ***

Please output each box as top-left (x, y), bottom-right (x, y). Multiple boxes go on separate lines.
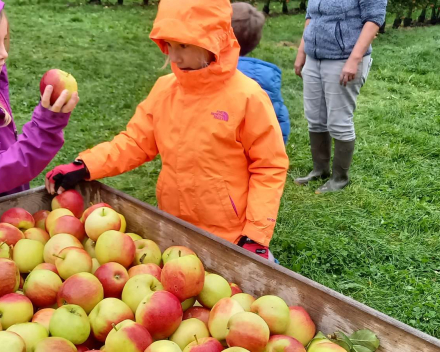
top-left (302, 55), bottom-right (372, 141)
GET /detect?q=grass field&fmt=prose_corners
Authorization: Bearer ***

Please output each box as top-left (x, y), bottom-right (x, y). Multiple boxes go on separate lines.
top-left (6, 0), bottom-right (440, 338)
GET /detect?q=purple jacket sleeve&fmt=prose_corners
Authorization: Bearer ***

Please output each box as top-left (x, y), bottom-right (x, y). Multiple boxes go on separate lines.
top-left (0, 104), bottom-right (70, 193)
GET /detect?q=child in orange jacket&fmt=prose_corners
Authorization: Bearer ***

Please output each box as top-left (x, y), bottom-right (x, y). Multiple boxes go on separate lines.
top-left (46, 0), bottom-right (289, 260)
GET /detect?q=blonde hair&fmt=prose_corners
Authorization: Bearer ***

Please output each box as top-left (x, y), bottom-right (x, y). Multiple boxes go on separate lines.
top-left (0, 11), bottom-right (11, 128)
top-left (231, 2), bottom-right (265, 56)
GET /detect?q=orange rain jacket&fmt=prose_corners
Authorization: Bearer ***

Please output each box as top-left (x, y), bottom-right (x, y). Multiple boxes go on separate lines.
top-left (79, 0), bottom-right (289, 247)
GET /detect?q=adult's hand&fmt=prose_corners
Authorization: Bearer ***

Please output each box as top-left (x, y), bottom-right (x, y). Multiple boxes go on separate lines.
top-left (294, 50), bottom-right (306, 78)
top-left (340, 57), bottom-right (359, 87)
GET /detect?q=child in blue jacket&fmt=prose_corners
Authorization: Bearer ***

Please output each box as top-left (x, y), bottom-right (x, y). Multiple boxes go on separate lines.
top-left (232, 2), bottom-right (290, 145)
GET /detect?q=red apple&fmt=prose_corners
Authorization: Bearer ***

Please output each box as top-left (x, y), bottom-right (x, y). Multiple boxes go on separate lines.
top-left (80, 203), bottom-right (112, 223)
top-left (23, 269), bottom-right (63, 308)
top-left (183, 307), bottom-right (210, 328)
top-left (33, 210), bottom-right (51, 231)
top-left (265, 335), bottom-right (306, 352)
top-left (183, 337), bottom-right (224, 352)
top-left (40, 69), bottom-right (78, 106)
top-left (49, 215), bottom-right (86, 241)
top-left (161, 255), bottom-right (205, 301)
top-left (95, 231), bottom-right (135, 268)
top-left (226, 312), bottom-right (270, 352)
top-left (23, 228), bottom-right (50, 245)
top-left (230, 283), bottom-right (243, 296)
top-left (57, 272), bottom-right (104, 314)
top-left (32, 308), bottom-right (56, 332)
top-left (105, 320), bottom-right (153, 352)
top-left (135, 291), bottom-right (183, 340)
top-left (1, 208), bottom-right (35, 230)
top-left (0, 258), bottom-right (20, 297)
top-left (0, 223), bottom-right (25, 246)
top-left (33, 263), bottom-right (58, 275)
top-left (94, 262), bottom-right (129, 298)
top-left (45, 208), bottom-right (74, 232)
top-left (34, 337), bottom-right (77, 352)
top-left (284, 306), bottom-right (316, 346)
top-left (128, 263), bottom-right (161, 281)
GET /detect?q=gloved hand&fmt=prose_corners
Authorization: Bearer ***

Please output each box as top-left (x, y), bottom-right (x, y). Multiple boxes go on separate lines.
top-left (237, 236), bottom-right (270, 260)
top-left (45, 160), bottom-right (89, 195)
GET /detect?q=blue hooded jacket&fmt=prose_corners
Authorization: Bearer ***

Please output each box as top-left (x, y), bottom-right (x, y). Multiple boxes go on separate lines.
top-left (237, 57), bottom-right (290, 144)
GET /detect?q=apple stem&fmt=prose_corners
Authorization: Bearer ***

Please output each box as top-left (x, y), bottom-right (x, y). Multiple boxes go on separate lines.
top-left (53, 254), bottom-right (64, 260)
top-left (140, 253), bottom-right (147, 264)
top-left (0, 242), bottom-right (5, 247)
top-left (179, 250), bottom-right (182, 257)
top-left (112, 323), bottom-right (118, 331)
top-left (102, 208), bottom-right (105, 216)
top-left (194, 335), bottom-right (199, 345)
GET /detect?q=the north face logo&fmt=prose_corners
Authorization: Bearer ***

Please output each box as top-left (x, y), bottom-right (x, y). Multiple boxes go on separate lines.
top-left (211, 111), bottom-right (229, 122)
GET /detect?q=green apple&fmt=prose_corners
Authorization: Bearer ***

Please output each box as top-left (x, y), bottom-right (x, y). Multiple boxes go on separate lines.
top-left (170, 318), bottom-right (210, 350)
top-left (43, 234), bottom-right (83, 265)
top-left (122, 274), bottom-right (163, 313)
top-left (133, 239), bottom-right (162, 266)
top-left (197, 273), bottom-right (231, 308)
top-left (126, 233), bottom-right (143, 241)
top-left (162, 246), bottom-right (195, 264)
top-left (54, 247), bottom-right (92, 280)
top-left (250, 295), bottom-right (290, 335)
top-left (89, 298), bottom-right (134, 342)
top-left (182, 297), bottom-right (196, 311)
top-left (0, 241), bottom-right (11, 259)
top-left (0, 331), bottom-right (26, 352)
top-left (208, 297), bottom-right (244, 340)
top-left (23, 269), bottom-right (62, 308)
top-left (308, 341), bottom-right (347, 352)
top-left (7, 322), bottom-right (48, 352)
top-left (223, 348), bottom-right (250, 352)
top-left (92, 258), bottom-right (101, 274)
top-left (145, 340), bottom-right (181, 352)
top-left (34, 336), bottom-right (77, 352)
top-left (0, 293), bottom-right (34, 329)
top-left (83, 238), bottom-right (96, 258)
top-left (105, 319), bottom-right (153, 352)
top-left (84, 207), bottom-right (121, 242)
top-left (12, 239), bottom-right (44, 273)
top-left (226, 312), bottom-right (270, 352)
top-left (49, 304), bottom-right (90, 345)
top-left (231, 293), bottom-right (256, 312)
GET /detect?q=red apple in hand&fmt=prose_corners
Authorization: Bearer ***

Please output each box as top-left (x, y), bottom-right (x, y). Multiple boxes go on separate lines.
top-left (51, 190), bottom-right (84, 218)
top-left (40, 69), bottom-right (78, 106)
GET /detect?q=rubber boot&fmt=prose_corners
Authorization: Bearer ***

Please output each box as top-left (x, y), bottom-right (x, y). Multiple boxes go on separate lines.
top-left (294, 132), bottom-right (331, 185)
top-left (315, 139), bottom-right (355, 194)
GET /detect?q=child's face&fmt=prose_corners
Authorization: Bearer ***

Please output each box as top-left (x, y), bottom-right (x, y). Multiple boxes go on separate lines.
top-left (165, 41), bottom-right (214, 71)
top-left (0, 15), bottom-right (8, 71)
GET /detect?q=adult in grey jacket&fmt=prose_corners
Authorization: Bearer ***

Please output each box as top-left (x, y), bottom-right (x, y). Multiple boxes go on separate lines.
top-left (294, 0), bottom-right (387, 193)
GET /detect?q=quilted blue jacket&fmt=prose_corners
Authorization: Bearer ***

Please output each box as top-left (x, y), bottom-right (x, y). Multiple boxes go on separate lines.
top-left (238, 57), bottom-right (290, 144)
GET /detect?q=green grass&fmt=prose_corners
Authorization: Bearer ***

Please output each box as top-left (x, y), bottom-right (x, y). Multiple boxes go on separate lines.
top-left (6, 0), bottom-right (440, 338)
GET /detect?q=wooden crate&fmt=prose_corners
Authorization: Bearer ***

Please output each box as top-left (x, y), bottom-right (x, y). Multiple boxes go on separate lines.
top-left (0, 181), bottom-right (438, 352)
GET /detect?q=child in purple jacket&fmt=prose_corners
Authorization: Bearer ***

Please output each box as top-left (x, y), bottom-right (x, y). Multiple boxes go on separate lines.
top-left (0, 1), bottom-right (79, 197)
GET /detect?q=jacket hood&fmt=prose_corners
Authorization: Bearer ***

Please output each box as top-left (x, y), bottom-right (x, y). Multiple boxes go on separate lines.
top-left (149, 0), bottom-right (240, 90)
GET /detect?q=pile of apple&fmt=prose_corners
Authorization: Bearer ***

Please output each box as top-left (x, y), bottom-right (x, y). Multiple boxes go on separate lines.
top-left (0, 190), bottom-right (345, 352)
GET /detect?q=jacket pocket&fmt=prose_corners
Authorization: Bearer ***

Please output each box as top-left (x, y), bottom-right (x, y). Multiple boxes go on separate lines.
top-left (215, 180), bottom-right (241, 225)
top-left (335, 21), bottom-right (346, 53)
